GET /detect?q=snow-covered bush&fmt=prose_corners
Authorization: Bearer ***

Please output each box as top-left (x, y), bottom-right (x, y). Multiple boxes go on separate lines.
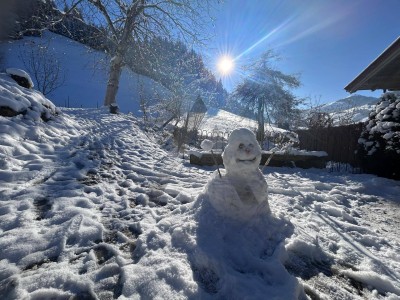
top-left (0, 73), bottom-right (58, 121)
top-left (6, 67), bottom-right (34, 89)
top-left (265, 129), bottom-right (299, 152)
top-left (358, 92), bottom-right (400, 179)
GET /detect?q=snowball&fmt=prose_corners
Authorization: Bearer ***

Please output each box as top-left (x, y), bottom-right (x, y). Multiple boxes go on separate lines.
top-left (204, 170), bottom-right (270, 221)
top-left (200, 139), bottom-right (214, 151)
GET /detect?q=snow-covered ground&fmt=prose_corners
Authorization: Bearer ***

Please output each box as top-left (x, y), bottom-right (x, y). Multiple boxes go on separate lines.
top-left (1, 75), bottom-right (400, 299)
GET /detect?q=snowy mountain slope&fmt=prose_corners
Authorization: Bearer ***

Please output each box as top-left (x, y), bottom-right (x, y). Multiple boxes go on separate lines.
top-left (200, 107), bottom-right (288, 134)
top-left (318, 94), bottom-right (379, 114)
top-left (313, 94), bottom-right (380, 124)
top-left (1, 74), bottom-right (400, 299)
top-left (0, 31), bottom-right (168, 114)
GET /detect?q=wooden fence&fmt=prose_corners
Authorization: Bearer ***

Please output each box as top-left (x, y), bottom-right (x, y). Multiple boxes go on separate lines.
top-left (296, 123), bottom-right (364, 167)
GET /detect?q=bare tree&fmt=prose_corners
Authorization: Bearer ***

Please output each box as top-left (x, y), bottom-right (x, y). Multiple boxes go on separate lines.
top-left (334, 100), bottom-right (357, 126)
top-left (55, 0), bottom-right (218, 109)
top-left (308, 111), bottom-right (333, 128)
top-left (302, 95), bottom-right (333, 129)
top-left (18, 39), bottom-right (66, 96)
top-left (303, 96), bottom-right (357, 128)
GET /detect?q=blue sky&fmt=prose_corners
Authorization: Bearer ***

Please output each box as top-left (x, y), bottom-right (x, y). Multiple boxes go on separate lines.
top-left (202, 0), bottom-right (400, 104)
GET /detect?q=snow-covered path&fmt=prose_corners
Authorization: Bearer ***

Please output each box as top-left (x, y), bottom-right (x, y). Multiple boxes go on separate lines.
top-left (1, 107), bottom-right (400, 299)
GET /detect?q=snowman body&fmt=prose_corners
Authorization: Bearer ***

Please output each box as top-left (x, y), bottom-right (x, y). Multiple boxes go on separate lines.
top-left (205, 128), bottom-right (270, 220)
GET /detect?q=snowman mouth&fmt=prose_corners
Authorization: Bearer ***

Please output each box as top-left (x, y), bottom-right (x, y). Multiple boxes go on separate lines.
top-left (237, 157), bottom-right (257, 163)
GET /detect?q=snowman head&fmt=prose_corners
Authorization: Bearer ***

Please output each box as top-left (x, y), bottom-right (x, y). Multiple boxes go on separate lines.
top-left (222, 128), bottom-right (262, 175)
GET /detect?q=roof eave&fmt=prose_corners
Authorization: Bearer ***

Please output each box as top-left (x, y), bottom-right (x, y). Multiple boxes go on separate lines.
top-left (344, 37), bottom-right (400, 93)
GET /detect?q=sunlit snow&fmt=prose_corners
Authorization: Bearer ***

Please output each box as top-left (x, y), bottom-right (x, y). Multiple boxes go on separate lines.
top-left (0, 69), bottom-right (400, 299)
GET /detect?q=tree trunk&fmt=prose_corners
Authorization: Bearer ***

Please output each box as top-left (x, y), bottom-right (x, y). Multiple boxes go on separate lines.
top-left (103, 2), bottom-right (142, 107)
top-left (103, 54), bottom-right (123, 106)
top-left (257, 99), bottom-right (265, 144)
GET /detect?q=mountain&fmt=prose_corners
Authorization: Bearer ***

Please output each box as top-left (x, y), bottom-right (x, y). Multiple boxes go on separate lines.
top-left (318, 94), bottom-right (379, 113)
top-left (318, 94), bottom-right (380, 124)
top-left (301, 94), bottom-right (380, 127)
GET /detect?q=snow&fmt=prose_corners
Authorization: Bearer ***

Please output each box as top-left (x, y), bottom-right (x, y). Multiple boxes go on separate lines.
top-left (200, 107), bottom-right (288, 135)
top-left (5, 68), bottom-right (34, 88)
top-left (359, 92), bottom-right (400, 158)
top-left (270, 148), bottom-right (328, 157)
top-left (200, 139), bottom-right (214, 151)
top-left (1, 37), bottom-right (400, 300)
top-left (0, 73), bottom-right (56, 117)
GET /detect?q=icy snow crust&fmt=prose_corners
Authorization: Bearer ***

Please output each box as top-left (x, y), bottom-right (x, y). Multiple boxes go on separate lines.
top-left (0, 83), bottom-right (400, 299)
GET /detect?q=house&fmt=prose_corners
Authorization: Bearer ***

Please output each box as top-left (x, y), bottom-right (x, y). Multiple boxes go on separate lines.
top-left (345, 36), bottom-right (400, 93)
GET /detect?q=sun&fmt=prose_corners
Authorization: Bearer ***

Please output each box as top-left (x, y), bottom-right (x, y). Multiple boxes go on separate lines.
top-left (217, 55), bottom-right (235, 76)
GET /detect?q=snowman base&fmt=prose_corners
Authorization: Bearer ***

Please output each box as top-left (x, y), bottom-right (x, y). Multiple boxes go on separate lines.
top-left (205, 170), bottom-right (271, 222)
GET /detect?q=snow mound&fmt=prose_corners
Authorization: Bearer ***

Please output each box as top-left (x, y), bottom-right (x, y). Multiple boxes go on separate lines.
top-left (0, 73), bottom-right (57, 120)
top-left (6, 67), bottom-right (34, 88)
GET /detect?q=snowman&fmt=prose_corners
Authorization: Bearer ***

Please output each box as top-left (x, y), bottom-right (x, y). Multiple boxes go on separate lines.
top-left (204, 127), bottom-right (271, 221)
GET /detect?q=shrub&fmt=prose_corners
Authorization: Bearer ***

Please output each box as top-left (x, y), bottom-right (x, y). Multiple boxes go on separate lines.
top-left (358, 92), bottom-right (400, 179)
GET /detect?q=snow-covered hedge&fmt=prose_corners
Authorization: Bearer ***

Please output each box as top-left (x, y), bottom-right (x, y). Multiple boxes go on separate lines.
top-left (358, 92), bottom-right (400, 179)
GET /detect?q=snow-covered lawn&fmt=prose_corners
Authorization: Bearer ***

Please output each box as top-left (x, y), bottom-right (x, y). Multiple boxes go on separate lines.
top-left (1, 78), bottom-right (400, 299)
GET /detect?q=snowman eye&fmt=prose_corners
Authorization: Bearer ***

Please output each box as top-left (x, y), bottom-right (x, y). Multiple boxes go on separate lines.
top-left (238, 143), bottom-right (245, 149)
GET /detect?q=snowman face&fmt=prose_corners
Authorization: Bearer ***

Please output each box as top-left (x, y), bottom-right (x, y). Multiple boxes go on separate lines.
top-left (222, 128), bottom-right (262, 174)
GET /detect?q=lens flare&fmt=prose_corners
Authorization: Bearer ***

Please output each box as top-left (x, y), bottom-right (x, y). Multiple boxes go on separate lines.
top-left (217, 55), bottom-right (235, 76)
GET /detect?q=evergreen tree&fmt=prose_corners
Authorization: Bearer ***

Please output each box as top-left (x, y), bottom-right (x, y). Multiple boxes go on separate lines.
top-left (233, 51), bottom-right (303, 141)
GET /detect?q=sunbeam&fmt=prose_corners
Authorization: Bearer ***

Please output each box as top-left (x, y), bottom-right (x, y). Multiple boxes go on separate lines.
top-left (235, 17), bottom-right (294, 60)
